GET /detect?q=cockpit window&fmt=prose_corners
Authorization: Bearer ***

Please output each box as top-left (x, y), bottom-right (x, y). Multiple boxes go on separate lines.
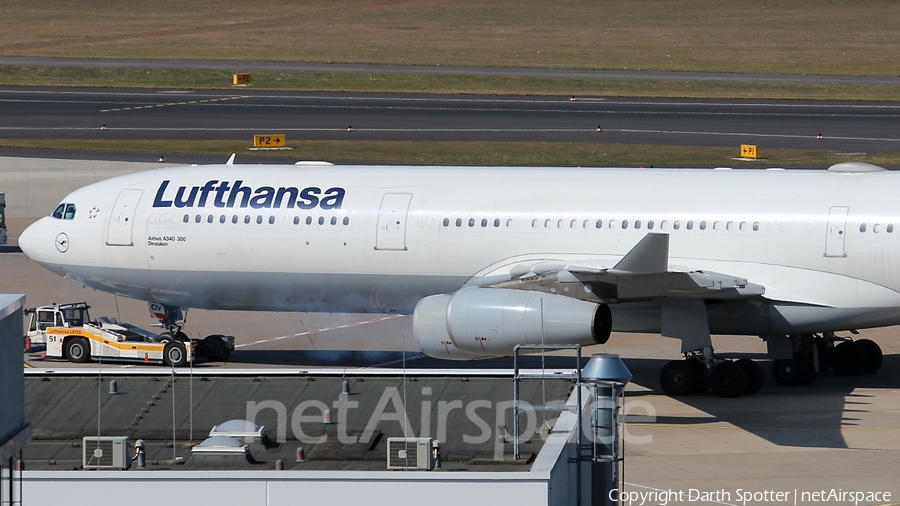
top-left (52, 203), bottom-right (76, 220)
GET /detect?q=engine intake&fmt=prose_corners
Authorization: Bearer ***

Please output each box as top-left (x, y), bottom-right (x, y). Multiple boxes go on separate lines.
top-left (413, 287), bottom-right (611, 359)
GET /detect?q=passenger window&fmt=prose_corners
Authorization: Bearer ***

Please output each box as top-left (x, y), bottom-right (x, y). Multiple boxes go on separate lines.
top-left (469, 218), bottom-right (475, 227)
top-left (52, 204), bottom-right (65, 219)
top-left (570, 219), bottom-right (577, 229)
top-left (622, 220), bottom-right (628, 229)
top-left (207, 215), bottom-right (214, 224)
top-left (443, 218), bottom-right (450, 227)
top-left (331, 216), bottom-right (337, 225)
top-left (726, 221), bottom-right (734, 231)
top-left (609, 219), bottom-right (616, 229)
top-left (874, 223), bottom-right (881, 233)
top-left (544, 219), bottom-right (551, 228)
top-left (739, 221), bottom-right (746, 231)
top-left (318, 216), bottom-right (325, 225)
top-left (244, 215), bottom-right (251, 224)
top-left (183, 214), bottom-right (189, 223)
top-left (256, 216), bottom-right (263, 224)
top-left (195, 215), bottom-right (201, 223)
top-left (699, 221), bottom-right (706, 230)
top-left (888, 224), bottom-right (894, 233)
top-left (506, 219), bottom-right (512, 227)
top-left (595, 220), bottom-right (603, 229)
top-left (673, 220), bottom-right (680, 230)
top-left (456, 218), bottom-right (462, 227)
top-left (219, 215), bottom-right (226, 224)
top-left (712, 221), bottom-right (720, 231)
top-left (532, 219), bottom-right (538, 228)
top-left (687, 220), bottom-right (694, 230)
top-left (634, 220), bottom-right (641, 229)
top-left (493, 219), bottom-right (500, 227)
top-left (293, 216), bottom-right (300, 225)
top-left (481, 218), bottom-right (488, 227)
top-left (557, 219), bottom-right (563, 229)
top-left (647, 220), bottom-right (654, 230)
top-left (233, 215), bottom-right (239, 224)
top-left (306, 216), bottom-right (313, 225)
top-left (860, 223), bottom-right (867, 232)
top-left (343, 217), bottom-right (350, 226)
top-left (269, 216), bottom-right (276, 225)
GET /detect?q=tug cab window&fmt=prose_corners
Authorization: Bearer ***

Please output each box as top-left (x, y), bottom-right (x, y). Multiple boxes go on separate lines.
top-left (52, 203), bottom-right (76, 220)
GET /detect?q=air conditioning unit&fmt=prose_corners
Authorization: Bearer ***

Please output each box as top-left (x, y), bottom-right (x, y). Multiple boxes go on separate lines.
top-left (386, 437), bottom-right (433, 470)
top-left (83, 437), bottom-right (131, 470)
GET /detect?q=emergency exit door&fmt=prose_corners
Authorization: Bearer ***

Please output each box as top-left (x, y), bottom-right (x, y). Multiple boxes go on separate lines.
top-left (106, 189), bottom-right (143, 246)
top-left (375, 193), bottom-right (412, 251)
top-left (824, 206), bottom-right (849, 258)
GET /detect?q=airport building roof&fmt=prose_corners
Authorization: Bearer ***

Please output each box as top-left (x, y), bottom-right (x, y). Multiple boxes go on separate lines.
top-left (24, 370), bottom-right (575, 471)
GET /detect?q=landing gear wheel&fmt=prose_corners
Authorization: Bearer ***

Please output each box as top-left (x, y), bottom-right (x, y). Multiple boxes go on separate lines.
top-left (660, 360), bottom-right (700, 396)
top-left (737, 359), bottom-right (764, 395)
top-left (855, 339), bottom-right (882, 374)
top-left (157, 331), bottom-right (175, 343)
top-left (831, 341), bottom-right (868, 376)
top-left (710, 361), bottom-right (748, 398)
top-left (163, 341), bottom-right (188, 367)
top-left (771, 351), bottom-right (817, 386)
top-left (174, 331), bottom-right (189, 342)
top-left (65, 338), bottom-right (91, 363)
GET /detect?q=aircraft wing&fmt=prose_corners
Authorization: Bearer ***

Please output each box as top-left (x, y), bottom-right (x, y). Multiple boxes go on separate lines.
top-left (485, 233), bottom-right (766, 303)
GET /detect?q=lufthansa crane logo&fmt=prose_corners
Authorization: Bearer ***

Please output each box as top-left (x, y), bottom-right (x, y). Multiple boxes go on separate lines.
top-left (55, 232), bottom-right (69, 253)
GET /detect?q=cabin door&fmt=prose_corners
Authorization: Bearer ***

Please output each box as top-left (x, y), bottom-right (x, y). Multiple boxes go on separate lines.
top-left (106, 189), bottom-right (143, 246)
top-left (824, 206), bottom-right (849, 258)
top-left (375, 193), bottom-right (412, 251)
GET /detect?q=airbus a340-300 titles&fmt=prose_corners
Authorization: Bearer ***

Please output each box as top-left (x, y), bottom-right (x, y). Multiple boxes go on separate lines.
top-left (19, 159), bottom-right (894, 397)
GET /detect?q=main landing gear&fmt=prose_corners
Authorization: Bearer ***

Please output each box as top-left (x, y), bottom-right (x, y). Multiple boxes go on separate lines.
top-left (149, 302), bottom-right (234, 362)
top-left (770, 333), bottom-right (883, 386)
top-left (660, 350), bottom-right (764, 398)
top-left (660, 333), bottom-right (884, 398)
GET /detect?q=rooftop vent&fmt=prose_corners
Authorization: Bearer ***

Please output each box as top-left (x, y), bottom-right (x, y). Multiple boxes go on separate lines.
top-left (209, 419), bottom-right (265, 442)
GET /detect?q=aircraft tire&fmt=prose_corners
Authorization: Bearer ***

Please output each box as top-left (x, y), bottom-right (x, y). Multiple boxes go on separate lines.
top-left (831, 341), bottom-right (868, 376)
top-left (737, 359), bottom-right (764, 395)
top-left (65, 337), bottom-right (91, 363)
top-left (659, 360), bottom-right (700, 396)
top-left (157, 331), bottom-right (174, 343)
top-left (710, 361), bottom-right (748, 398)
top-left (163, 341), bottom-right (188, 367)
top-left (855, 339), bottom-right (883, 374)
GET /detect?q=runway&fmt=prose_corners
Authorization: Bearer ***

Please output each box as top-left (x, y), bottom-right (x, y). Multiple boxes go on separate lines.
top-left (3, 87), bottom-right (900, 152)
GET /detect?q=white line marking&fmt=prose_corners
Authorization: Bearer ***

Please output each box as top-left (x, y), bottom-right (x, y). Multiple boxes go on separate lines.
top-left (234, 314), bottom-right (404, 349)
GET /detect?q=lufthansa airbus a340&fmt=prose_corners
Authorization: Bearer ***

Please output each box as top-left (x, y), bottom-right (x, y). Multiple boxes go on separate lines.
top-left (19, 158), bottom-right (894, 397)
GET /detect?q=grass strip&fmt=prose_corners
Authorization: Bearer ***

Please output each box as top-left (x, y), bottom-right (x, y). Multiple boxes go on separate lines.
top-left (1, 138), bottom-right (897, 168)
top-left (2, 66), bottom-right (900, 101)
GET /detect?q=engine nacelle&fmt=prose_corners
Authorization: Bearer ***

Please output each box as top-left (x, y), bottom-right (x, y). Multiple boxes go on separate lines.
top-left (413, 287), bottom-right (612, 359)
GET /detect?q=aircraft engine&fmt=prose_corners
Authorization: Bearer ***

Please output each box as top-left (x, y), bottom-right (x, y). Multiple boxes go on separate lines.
top-left (413, 287), bottom-right (612, 359)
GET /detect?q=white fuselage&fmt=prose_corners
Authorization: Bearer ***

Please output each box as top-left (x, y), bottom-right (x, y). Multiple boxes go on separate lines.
top-left (19, 164), bottom-right (900, 336)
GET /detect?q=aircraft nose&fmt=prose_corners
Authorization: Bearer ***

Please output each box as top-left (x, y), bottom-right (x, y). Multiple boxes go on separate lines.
top-left (18, 220), bottom-right (34, 256)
